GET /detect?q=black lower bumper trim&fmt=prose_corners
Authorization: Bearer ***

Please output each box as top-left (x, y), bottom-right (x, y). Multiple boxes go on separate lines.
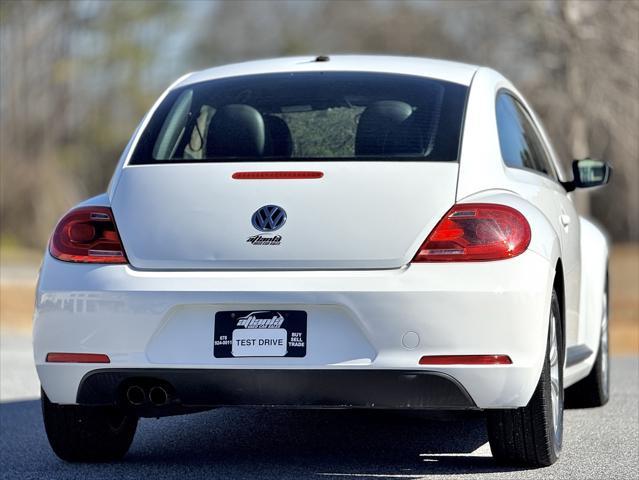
top-left (77, 368), bottom-right (477, 410)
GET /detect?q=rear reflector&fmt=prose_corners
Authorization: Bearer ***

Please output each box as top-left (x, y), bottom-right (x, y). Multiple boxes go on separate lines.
top-left (49, 206), bottom-right (127, 264)
top-left (46, 353), bottom-right (110, 363)
top-left (412, 203), bottom-right (531, 262)
top-left (419, 355), bottom-right (512, 365)
top-left (232, 171), bottom-right (324, 180)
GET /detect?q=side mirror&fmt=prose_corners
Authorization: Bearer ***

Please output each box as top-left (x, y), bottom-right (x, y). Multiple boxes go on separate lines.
top-left (563, 158), bottom-right (612, 192)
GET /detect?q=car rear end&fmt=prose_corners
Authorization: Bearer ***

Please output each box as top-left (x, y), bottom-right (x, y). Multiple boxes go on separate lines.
top-left (34, 64), bottom-right (552, 418)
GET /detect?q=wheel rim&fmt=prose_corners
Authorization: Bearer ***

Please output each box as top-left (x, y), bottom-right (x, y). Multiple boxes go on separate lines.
top-left (549, 312), bottom-right (562, 447)
top-left (601, 289), bottom-right (609, 394)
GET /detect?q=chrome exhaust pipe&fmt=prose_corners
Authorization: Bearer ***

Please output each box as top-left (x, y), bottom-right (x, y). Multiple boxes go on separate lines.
top-left (126, 385), bottom-right (146, 406)
top-left (149, 385), bottom-right (169, 406)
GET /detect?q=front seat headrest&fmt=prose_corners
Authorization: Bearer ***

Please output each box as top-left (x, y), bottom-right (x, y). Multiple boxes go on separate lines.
top-left (264, 115), bottom-right (293, 157)
top-left (206, 104), bottom-right (265, 157)
top-left (355, 101), bottom-right (413, 156)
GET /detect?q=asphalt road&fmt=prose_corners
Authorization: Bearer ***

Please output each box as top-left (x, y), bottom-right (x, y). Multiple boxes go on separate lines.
top-left (1, 335), bottom-right (637, 480)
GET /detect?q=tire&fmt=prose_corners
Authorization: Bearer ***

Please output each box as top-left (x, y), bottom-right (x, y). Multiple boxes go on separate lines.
top-left (487, 290), bottom-right (564, 467)
top-left (565, 275), bottom-right (610, 408)
top-left (41, 389), bottom-right (138, 462)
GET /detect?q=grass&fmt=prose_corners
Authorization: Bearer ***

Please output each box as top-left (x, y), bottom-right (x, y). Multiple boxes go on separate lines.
top-left (1, 244), bottom-right (637, 354)
top-left (608, 244), bottom-right (639, 354)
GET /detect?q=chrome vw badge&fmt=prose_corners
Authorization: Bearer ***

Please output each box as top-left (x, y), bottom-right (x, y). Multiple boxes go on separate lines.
top-left (251, 205), bottom-right (287, 232)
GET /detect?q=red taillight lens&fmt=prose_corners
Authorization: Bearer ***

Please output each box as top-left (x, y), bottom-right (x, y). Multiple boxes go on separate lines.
top-left (49, 206), bottom-right (127, 264)
top-left (412, 203), bottom-right (531, 262)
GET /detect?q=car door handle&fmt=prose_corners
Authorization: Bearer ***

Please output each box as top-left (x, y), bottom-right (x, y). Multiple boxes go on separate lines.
top-left (560, 214), bottom-right (571, 227)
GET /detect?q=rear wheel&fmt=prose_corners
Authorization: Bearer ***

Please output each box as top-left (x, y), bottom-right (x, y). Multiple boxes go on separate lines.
top-left (41, 390), bottom-right (138, 462)
top-left (565, 276), bottom-right (610, 408)
top-left (487, 289), bottom-right (563, 467)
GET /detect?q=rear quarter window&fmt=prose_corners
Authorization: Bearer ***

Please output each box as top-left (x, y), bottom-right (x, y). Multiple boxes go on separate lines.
top-left (496, 92), bottom-right (558, 180)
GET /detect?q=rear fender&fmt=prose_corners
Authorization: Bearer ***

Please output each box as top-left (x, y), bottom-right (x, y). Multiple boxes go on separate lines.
top-left (455, 190), bottom-right (560, 386)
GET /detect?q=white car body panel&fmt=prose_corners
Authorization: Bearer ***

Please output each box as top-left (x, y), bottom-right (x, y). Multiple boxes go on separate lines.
top-left (112, 162), bottom-right (458, 270)
top-left (564, 216), bottom-right (609, 386)
top-left (34, 56), bottom-right (609, 412)
top-left (458, 67), bottom-right (583, 346)
top-left (35, 248), bottom-right (552, 408)
top-left (179, 55), bottom-right (478, 89)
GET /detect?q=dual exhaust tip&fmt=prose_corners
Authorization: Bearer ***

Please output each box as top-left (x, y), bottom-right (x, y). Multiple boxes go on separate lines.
top-left (125, 384), bottom-right (170, 407)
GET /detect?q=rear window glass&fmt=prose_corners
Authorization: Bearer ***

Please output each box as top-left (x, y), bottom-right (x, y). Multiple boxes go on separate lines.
top-left (129, 72), bottom-right (468, 164)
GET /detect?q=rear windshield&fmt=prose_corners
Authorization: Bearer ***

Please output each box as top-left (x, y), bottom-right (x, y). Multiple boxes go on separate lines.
top-left (129, 72), bottom-right (468, 164)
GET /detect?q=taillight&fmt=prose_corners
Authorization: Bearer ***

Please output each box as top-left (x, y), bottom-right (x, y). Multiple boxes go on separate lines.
top-left (412, 203), bottom-right (531, 262)
top-left (49, 206), bottom-right (127, 264)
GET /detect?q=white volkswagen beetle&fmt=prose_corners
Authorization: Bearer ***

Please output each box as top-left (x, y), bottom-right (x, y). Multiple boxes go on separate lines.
top-left (34, 56), bottom-right (611, 466)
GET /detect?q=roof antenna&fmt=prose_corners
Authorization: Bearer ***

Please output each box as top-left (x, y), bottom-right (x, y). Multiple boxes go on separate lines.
top-left (314, 55), bottom-right (330, 62)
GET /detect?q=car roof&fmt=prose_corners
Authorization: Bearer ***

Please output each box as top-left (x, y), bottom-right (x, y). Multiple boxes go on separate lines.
top-left (178, 55), bottom-right (479, 88)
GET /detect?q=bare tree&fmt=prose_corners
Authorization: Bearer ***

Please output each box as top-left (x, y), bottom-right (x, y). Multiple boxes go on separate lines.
top-left (422, 0), bottom-right (639, 239)
top-left (1, 0), bottom-right (180, 246)
top-left (1, 0), bottom-right (637, 247)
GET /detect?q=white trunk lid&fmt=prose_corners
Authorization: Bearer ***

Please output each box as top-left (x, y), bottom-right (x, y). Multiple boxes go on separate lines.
top-left (111, 162), bottom-right (457, 270)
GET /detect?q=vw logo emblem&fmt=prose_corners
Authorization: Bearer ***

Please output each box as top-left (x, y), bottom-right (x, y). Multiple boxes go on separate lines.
top-left (252, 205), bottom-right (287, 232)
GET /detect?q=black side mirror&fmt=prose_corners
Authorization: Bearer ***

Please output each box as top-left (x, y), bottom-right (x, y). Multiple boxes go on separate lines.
top-left (563, 158), bottom-right (612, 192)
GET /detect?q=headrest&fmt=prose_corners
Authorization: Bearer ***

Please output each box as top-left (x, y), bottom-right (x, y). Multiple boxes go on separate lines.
top-left (206, 104), bottom-right (265, 157)
top-left (355, 101), bottom-right (413, 156)
top-left (264, 115), bottom-right (293, 157)
top-left (384, 108), bottom-right (431, 156)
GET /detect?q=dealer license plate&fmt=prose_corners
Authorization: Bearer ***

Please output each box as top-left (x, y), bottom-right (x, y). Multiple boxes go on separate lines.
top-left (213, 310), bottom-right (307, 358)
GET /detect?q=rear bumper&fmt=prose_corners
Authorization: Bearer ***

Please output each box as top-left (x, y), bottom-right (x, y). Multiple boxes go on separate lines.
top-left (77, 368), bottom-right (476, 412)
top-left (34, 250), bottom-right (555, 409)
